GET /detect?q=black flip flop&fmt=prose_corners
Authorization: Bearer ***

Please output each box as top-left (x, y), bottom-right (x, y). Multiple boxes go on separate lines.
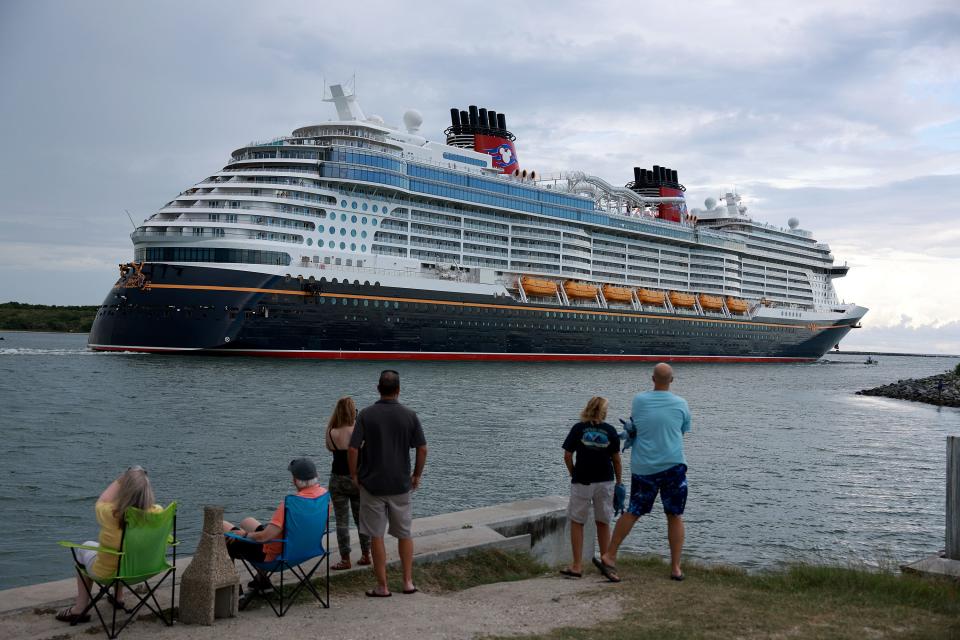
top-left (592, 557), bottom-right (621, 583)
top-left (559, 568), bottom-right (582, 578)
top-left (56, 607), bottom-right (91, 624)
top-left (670, 573), bottom-right (685, 581)
top-left (365, 588), bottom-right (392, 597)
top-left (402, 587), bottom-right (419, 594)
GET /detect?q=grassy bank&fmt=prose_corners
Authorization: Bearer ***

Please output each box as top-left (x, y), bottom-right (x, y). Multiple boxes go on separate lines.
top-left (492, 555), bottom-right (960, 640)
top-left (0, 302), bottom-right (97, 333)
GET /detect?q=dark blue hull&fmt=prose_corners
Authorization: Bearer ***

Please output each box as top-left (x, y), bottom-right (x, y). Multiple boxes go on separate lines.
top-left (88, 263), bottom-right (855, 362)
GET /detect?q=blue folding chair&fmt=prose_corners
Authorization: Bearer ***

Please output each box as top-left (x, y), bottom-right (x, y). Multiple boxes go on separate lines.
top-left (225, 493), bottom-right (330, 617)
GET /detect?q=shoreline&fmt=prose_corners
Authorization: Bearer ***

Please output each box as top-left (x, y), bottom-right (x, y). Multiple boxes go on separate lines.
top-left (858, 370), bottom-right (960, 408)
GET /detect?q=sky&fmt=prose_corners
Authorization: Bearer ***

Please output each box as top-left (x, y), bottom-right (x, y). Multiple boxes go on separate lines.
top-left (0, 0), bottom-right (958, 353)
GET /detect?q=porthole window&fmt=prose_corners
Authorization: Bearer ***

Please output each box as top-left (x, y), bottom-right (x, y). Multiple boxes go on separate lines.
top-left (329, 226), bottom-right (335, 234)
top-left (372, 206), bottom-right (378, 213)
top-left (331, 298), bottom-right (337, 305)
top-left (351, 229), bottom-right (357, 237)
top-left (351, 201), bottom-right (358, 209)
top-left (340, 242), bottom-right (346, 250)
top-left (361, 231), bottom-right (367, 238)
top-left (340, 228), bottom-right (346, 236)
top-left (340, 200), bottom-right (347, 208)
top-left (351, 215), bottom-right (357, 223)
top-left (362, 217), bottom-right (367, 224)
top-left (350, 243), bottom-right (356, 251)
top-left (328, 241), bottom-right (335, 248)
top-left (361, 203), bottom-right (368, 211)
top-left (331, 212), bottom-right (338, 221)
top-left (361, 244), bottom-right (366, 251)
top-left (306, 238), bottom-right (313, 246)
top-left (372, 219), bottom-right (378, 226)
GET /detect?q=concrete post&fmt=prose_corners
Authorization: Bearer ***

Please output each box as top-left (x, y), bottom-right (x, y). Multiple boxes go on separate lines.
top-left (179, 506), bottom-right (240, 625)
top-left (948, 437), bottom-right (960, 560)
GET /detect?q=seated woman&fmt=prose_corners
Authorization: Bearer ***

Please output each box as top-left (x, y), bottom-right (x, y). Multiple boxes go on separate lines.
top-left (57, 466), bottom-right (158, 624)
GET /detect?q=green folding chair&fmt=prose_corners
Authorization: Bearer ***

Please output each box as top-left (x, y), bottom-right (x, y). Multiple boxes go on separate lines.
top-left (59, 502), bottom-right (178, 639)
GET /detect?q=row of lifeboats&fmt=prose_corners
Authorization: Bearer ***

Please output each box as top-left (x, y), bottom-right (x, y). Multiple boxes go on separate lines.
top-left (519, 276), bottom-right (751, 314)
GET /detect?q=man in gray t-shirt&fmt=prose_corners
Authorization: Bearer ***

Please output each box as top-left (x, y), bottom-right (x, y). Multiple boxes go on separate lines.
top-left (349, 370), bottom-right (427, 597)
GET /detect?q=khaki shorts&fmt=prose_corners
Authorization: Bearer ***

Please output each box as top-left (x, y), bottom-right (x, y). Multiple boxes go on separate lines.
top-left (567, 480), bottom-right (615, 524)
top-left (359, 485), bottom-right (413, 539)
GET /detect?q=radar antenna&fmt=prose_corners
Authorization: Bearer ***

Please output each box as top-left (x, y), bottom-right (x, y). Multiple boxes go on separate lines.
top-left (323, 75), bottom-right (365, 121)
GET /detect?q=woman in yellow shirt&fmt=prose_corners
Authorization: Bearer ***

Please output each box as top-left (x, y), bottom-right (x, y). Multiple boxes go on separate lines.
top-left (57, 466), bottom-right (157, 624)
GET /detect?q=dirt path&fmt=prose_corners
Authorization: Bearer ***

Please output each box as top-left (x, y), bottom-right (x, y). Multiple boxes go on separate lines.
top-left (6, 575), bottom-right (624, 640)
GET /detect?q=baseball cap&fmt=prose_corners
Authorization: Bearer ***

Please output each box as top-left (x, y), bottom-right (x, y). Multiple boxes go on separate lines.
top-left (288, 457), bottom-right (318, 481)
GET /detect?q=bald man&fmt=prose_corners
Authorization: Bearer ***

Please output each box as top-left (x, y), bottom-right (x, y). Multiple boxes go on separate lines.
top-left (594, 363), bottom-right (691, 582)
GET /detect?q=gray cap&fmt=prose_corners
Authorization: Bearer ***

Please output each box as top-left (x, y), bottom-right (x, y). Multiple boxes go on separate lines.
top-left (288, 457), bottom-right (318, 481)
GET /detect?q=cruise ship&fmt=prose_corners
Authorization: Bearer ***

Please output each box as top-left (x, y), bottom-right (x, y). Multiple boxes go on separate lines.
top-left (88, 84), bottom-right (867, 362)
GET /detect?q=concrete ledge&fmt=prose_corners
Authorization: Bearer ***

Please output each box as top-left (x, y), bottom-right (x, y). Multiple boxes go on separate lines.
top-left (901, 553), bottom-right (960, 580)
top-left (0, 496), bottom-right (572, 617)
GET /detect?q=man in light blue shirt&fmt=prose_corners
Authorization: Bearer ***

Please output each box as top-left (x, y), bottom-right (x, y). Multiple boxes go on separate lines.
top-left (594, 363), bottom-right (691, 582)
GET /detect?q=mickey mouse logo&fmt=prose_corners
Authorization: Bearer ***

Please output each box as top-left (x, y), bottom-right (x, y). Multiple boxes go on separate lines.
top-left (484, 143), bottom-right (517, 169)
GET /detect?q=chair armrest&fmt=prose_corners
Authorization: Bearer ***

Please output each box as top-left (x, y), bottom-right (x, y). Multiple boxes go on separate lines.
top-left (224, 532), bottom-right (286, 544)
top-left (58, 541), bottom-right (123, 556)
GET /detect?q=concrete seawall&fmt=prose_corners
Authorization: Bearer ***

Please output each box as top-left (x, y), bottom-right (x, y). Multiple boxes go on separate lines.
top-left (0, 495), bottom-right (591, 637)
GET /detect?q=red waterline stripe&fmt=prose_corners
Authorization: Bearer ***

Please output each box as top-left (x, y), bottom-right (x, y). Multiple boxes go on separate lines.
top-left (89, 345), bottom-right (816, 363)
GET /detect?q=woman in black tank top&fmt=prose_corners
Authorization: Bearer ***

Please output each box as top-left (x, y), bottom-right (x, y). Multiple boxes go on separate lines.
top-left (326, 397), bottom-right (371, 569)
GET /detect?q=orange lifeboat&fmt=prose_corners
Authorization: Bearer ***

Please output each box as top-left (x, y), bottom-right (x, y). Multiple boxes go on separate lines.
top-left (669, 291), bottom-right (696, 308)
top-left (602, 284), bottom-right (633, 303)
top-left (563, 280), bottom-right (598, 300)
top-left (726, 297), bottom-right (749, 314)
top-left (698, 293), bottom-right (724, 311)
top-left (520, 276), bottom-right (557, 296)
top-left (637, 288), bottom-right (666, 305)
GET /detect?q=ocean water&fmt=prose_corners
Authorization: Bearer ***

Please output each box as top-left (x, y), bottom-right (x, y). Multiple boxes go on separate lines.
top-left (0, 331), bottom-right (958, 590)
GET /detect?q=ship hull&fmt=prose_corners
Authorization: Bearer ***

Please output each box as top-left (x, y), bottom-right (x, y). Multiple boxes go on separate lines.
top-left (89, 264), bottom-right (857, 362)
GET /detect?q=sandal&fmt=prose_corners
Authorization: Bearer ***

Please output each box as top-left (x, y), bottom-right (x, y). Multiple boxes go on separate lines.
top-left (357, 555), bottom-right (372, 566)
top-left (107, 593), bottom-right (129, 611)
top-left (592, 557), bottom-right (621, 583)
top-left (365, 588), bottom-right (391, 597)
top-left (332, 559), bottom-right (352, 571)
top-left (559, 568), bottom-right (582, 578)
top-left (55, 607), bottom-right (91, 624)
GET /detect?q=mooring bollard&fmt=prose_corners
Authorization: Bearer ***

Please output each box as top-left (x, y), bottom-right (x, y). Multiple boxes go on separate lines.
top-left (179, 506), bottom-right (240, 625)
top-left (948, 437), bottom-right (960, 560)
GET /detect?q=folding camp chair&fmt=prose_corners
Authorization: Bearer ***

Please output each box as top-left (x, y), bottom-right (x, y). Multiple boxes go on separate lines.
top-left (59, 502), bottom-right (178, 639)
top-left (225, 492), bottom-right (330, 617)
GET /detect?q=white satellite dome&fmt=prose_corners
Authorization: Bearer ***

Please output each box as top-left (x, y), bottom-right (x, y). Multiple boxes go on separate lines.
top-left (704, 197), bottom-right (717, 210)
top-left (788, 217), bottom-right (800, 229)
top-left (402, 109), bottom-right (423, 133)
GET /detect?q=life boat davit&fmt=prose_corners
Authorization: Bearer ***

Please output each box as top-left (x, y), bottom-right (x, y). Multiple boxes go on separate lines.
top-left (726, 297), bottom-right (749, 314)
top-left (698, 293), bottom-right (724, 311)
top-left (564, 281), bottom-right (598, 300)
top-left (638, 288), bottom-right (666, 305)
top-left (602, 284), bottom-right (633, 303)
top-left (520, 276), bottom-right (557, 296)
top-left (669, 291), bottom-right (697, 308)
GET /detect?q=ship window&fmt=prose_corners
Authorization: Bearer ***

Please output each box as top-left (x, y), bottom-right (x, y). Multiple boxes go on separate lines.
top-left (342, 298), bottom-right (348, 305)
top-left (372, 219), bottom-right (378, 225)
top-left (350, 243), bottom-right (356, 251)
top-left (362, 217), bottom-right (368, 224)
top-left (340, 242), bottom-right (346, 249)
top-left (331, 298), bottom-right (337, 305)
top-left (328, 241), bottom-right (335, 248)
top-left (394, 301), bottom-right (399, 309)
top-left (351, 230), bottom-right (357, 237)
top-left (352, 201), bottom-right (358, 209)
top-left (340, 200), bottom-right (347, 207)
top-left (352, 215), bottom-right (358, 223)
top-left (340, 228), bottom-right (347, 236)
top-left (306, 238), bottom-right (313, 246)
top-left (361, 245), bottom-right (367, 252)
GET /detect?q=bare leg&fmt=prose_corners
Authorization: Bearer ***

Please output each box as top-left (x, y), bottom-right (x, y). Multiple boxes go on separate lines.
top-left (595, 521), bottom-right (611, 558)
top-left (600, 512), bottom-right (638, 568)
top-left (71, 575), bottom-right (91, 614)
top-left (667, 514), bottom-right (685, 577)
top-left (370, 536), bottom-right (389, 594)
top-left (566, 521), bottom-right (584, 574)
top-left (399, 538), bottom-right (415, 591)
top-left (222, 517), bottom-right (261, 533)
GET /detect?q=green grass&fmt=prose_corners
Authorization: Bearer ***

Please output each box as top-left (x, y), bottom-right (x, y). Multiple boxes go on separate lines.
top-left (0, 302), bottom-right (98, 333)
top-left (488, 555), bottom-right (960, 640)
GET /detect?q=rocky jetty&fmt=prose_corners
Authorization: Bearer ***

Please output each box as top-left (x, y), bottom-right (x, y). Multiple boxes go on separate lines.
top-left (857, 368), bottom-right (960, 407)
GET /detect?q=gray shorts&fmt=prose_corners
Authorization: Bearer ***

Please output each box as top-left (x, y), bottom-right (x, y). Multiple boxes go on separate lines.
top-left (567, 480), bottom-right (615, 524)
top-left (359, 485), bottom-right (413, 539)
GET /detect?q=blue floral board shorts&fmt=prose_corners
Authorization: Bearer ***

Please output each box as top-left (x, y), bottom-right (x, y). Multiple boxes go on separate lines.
top-left (628, 464), bottom-right (688, 516)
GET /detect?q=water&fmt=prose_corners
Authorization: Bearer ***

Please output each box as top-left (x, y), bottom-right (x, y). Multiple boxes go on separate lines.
top-left (0, 332), bottom-right (958, 590)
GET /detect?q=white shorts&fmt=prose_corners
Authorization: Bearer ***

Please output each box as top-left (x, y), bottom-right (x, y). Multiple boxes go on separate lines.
top-left (567, 481), bottom-right (615, 525)
top-left (74, 540), bottom-right (100, 575)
